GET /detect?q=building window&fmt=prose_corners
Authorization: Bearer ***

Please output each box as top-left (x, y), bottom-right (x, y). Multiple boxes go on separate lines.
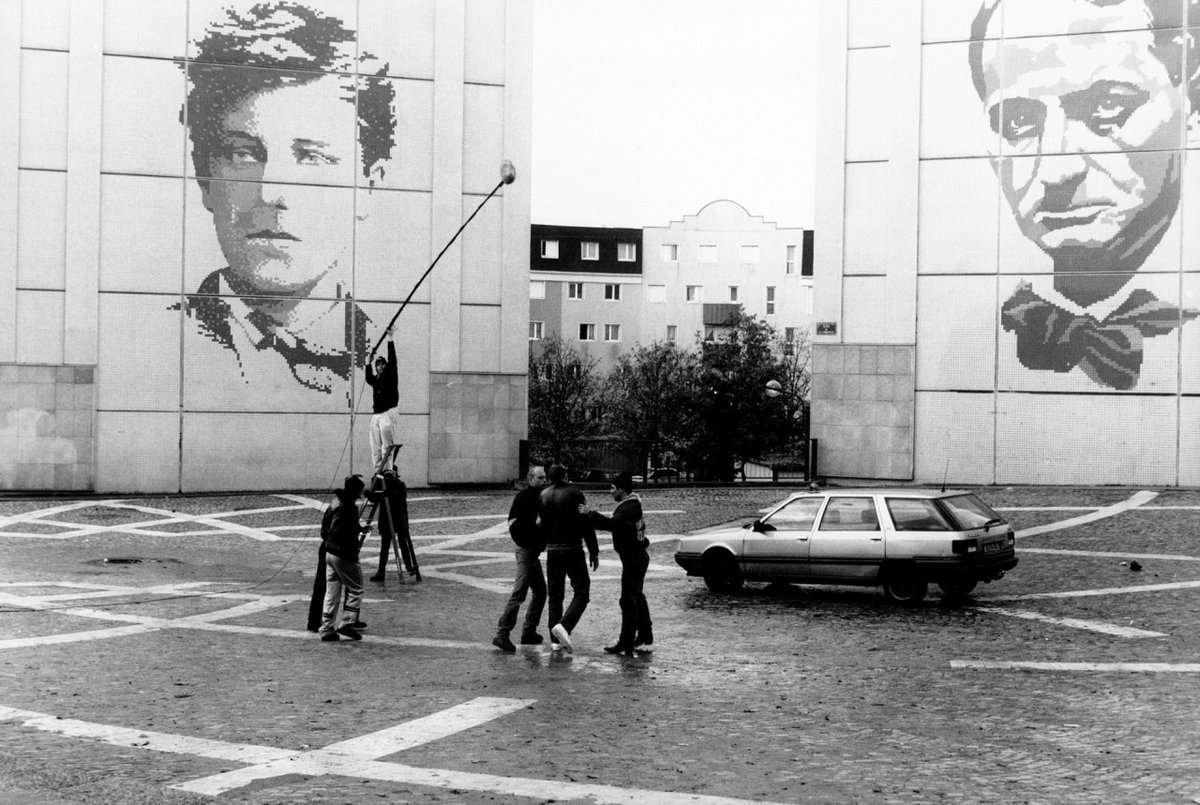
top-left (605, 283), bottom-right (621, 301)
top-left (729, 286), bottom-right (739, 302)
top-left (698, 244), bottom-right (717, 264)
top-left (784, 326), bottom-right (796, 355)
top-left (741, 245), bottom-right (760, 263)
top-left (529, 321), bottom-right (544, 340)
top-left (530, 281), bottom-right (545, 300)
top-left (686, 285), bottom-right (702, 303)
top-left (581, 241), bottom-right (599, 260)
top-left (617, 243), bottom-right (637, 262)
top-left (604, 324), bottom-right (621, 342)
top-left (660, 243), bottom-right (678, 262)
top-left (541, 240), bottom-right (558, 259)
top-left (766, 286), bottom-right (776, 315)
top-left (646, 284), bottom-right (666, 303)
top-left (568, 282), bottom-right (584, 300)
top-left (666, 325), bottom-right (677, 343)
top-left (786, 245), bottom-right (797, 274)
top-left (579, 323), bottom-right (596, 341)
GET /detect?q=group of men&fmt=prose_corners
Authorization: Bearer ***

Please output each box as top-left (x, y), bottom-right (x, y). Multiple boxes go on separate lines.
top-left (493, 464), bottom-right (654, 656)
top-left (311, 461), bottom-right (655, 655)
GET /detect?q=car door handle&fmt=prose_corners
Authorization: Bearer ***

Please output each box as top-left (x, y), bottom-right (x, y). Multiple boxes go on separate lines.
top-left (869, 535), bottom-right (883, 541)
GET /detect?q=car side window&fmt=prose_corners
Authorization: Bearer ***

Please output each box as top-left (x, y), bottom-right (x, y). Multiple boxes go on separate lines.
top-left (885, 498), bottom-right (952, 531)
top-left (818, 497), bottom-right (879, 532)
top-left (763, 497), bottom-right (823, 531)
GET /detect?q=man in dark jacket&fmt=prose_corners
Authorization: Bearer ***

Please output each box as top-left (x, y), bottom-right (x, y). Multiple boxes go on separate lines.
top-left (365, 331), bottom-right (399, 472)
top-left (539, 465), bottom-right (599, 652)
top-left (318, 475), bottom-right (369, 642)
top-left (492, 465), bottom-right (549, 652)
top-left (588, 472), bottom-right (652, 655)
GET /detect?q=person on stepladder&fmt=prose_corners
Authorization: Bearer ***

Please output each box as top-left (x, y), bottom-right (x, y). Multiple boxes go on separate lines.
top-left (318, 475), bottom-right (370, 642)
top-left (366, 327), bottom-right (399, 473)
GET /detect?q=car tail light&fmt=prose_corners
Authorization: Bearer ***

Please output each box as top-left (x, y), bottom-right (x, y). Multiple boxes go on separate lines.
top-left (952, 538), bottom-right (978, 555)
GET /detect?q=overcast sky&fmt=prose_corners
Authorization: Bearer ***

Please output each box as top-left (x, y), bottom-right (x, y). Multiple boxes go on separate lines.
top-left (530, 0), bottom-right (818, 231)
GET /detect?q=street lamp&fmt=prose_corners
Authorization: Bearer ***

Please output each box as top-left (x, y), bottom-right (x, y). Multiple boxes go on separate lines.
top-left (764, 379), bottom-right (784, 398)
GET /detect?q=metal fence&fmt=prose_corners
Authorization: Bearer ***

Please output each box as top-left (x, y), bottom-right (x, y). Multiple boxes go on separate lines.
top-left (520, 438), bottom-right (818, 486)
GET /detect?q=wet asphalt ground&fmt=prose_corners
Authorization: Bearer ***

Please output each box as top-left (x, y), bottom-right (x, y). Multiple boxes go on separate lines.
top-left (0, 483), bottom-right (1198, 804)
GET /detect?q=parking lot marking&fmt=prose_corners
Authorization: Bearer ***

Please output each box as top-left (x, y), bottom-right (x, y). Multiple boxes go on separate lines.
top-left (0, 700), bottom-right (793, 803)
top-left (952, 660), bottom-right (1200, 673)
top-left (1020, 547), bottom-right (1200, 562)
top-left (1015, 490), bottom-right (1157, 538)
top-left (973, 606), bottom-right (1167, 638)
top-left (990, 579), bottom-right (1200, 601)
top-left (175, 696), bottom-right (536, 796)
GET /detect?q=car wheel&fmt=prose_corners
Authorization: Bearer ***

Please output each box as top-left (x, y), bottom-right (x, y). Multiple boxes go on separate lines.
top-left (882, 573), bottom-right (927, 605)
top-left (702, 551), bottom-right (744, 593)
top-left (937, 579), bottom-right (977, 601)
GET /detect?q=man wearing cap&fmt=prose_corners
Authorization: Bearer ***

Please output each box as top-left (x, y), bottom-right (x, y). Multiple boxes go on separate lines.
top-left (588, 472), bottom-right (653, 655)
top-left (365, 330), bottom-right (399, 472)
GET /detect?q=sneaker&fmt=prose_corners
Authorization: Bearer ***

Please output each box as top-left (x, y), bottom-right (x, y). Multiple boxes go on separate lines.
top-left (336, 626), bottom-right (363, 641)
top-left (320, 632), bottom-right (340, 642)
top-left (550, 623), bottom-right (573, 653)
top-left (519, 631), bottom-right (544, 645)
top-left (492, 635), bottom-right (516, 653)
top-left (369, 573), bottom-right (385, 582)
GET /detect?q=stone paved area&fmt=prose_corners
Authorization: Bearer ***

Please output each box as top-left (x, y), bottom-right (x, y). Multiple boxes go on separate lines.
top-left (0, 484), bottom-right (1198, 804)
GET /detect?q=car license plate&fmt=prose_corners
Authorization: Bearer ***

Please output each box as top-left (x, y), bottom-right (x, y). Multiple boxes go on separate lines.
top-left (983, 541), bottom-right (1002, 554)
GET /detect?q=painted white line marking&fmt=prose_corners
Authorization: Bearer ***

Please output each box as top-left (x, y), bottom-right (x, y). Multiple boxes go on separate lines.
top-left (0, 625), bottom-right (159, 650)
top-left (0, 705), bottom-right (293, 764)
top-left (420, 568), bottom-right (510, 594)
top-left (0, 701), bottom-right (791, 803)
top-left (1015, 490), bottom-right (1157, 538)
top-left (989, 579), bottom-right (1200, 601)
top-left (410, 514), bottom-right (507, 524)
top-left (176, 696), bottom-right (535, 796)
top-left (1020, 547), bottom-right (1200, 562)
top-left (952, 660), bottom-right (1200, 673)
top-left (996, 506), bottom-right (1099, 511)
top-left (973, 607), bottom-right (1166, 638)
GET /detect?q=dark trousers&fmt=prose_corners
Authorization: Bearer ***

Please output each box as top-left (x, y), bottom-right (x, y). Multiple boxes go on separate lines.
top-left (546, 548), bottom-right (590, 635)
top-left (307, 541), bottom-right (327, 631)
top-left (618, 549), bottom-right (652, 645)
top-left (375, 484), bottom-right (411, 577)
top-left (496, 547), bottom-right (547, 637)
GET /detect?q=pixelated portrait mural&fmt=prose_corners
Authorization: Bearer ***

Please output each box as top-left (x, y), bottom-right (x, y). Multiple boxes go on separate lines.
top-left (178, 2), bottom-right (395, 408)
top-left (965, 0), bottom-right (1200, 393)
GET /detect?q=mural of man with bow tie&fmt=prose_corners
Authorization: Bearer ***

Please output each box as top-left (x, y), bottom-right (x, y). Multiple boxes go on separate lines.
top-left (179, 2), bottom-right (396, 402)
top-left (969, 0), bottom-right (1200, 391)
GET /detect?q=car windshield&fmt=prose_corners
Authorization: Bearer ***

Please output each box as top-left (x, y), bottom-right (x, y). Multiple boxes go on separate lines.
top-left (939, 494), bottom-right (1004, 530)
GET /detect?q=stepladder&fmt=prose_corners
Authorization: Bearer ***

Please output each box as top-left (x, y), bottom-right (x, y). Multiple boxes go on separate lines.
top-left (359, 444), bottom-right (420, 583)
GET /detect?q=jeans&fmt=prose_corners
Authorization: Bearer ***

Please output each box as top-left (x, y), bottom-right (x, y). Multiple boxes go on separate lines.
top-left (320, 553), bottom-right (364, 636)
top-left (618, 549), bottom-right (652, 645)
top-left (546, 548), bottom-right (590, 636)
top-left (496, 547), bottom-right (547, 637)
top-left (369, 409), bottom-right (399, 470)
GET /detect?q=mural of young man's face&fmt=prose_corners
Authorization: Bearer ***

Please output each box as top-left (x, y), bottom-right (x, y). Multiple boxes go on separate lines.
top-left (201, 75), bottom-right (359, 298)
top-left (978, 0), bottom-right (1183, 292)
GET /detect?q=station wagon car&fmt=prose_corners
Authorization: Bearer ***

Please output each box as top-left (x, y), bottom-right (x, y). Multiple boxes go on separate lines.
top-left (674, 489), bottom-right (1017, 604)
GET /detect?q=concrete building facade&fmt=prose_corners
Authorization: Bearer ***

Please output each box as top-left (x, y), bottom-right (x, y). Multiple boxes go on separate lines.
top-left (813, 0), bottom-right (1200, 485)
top-left (0, 0), bottom-right (533, 492)
top-left (528, 224), bottom-right (643, 372)
top-left (641, 201), bottom-right (812, 351)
